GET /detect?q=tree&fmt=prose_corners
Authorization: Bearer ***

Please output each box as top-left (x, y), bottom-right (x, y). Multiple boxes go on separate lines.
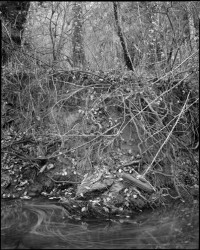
top-left (72, 2), bottom-right (85, 69)
top-left (113, 2), bottom-right (134, 71)
top-left (0, 1), bottom-right (30, 64)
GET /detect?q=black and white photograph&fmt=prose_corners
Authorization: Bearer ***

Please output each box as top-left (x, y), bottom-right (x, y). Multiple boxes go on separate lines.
top-left (1, 1), bottom-right (199, 249)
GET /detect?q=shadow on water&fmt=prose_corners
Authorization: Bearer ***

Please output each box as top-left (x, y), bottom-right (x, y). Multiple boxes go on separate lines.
top-left (1, 198), bottom-right (199, 249)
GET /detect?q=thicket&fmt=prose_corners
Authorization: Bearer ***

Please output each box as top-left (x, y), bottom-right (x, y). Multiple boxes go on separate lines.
top-left (1, 1), bottom-right (199, 205)
top-left (2, 52), bottom-right (199, 200)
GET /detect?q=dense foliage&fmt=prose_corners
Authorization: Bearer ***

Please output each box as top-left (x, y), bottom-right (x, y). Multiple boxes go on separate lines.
top-left (1, 1), bottom-right (199, 213)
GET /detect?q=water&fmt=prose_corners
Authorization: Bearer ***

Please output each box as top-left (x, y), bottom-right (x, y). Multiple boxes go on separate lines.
top-left (1, 198), bottom-right (199, 249)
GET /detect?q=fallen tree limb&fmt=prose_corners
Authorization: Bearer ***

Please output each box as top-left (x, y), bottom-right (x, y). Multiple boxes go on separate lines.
top-left (119, 172), bottom-right (156, 193)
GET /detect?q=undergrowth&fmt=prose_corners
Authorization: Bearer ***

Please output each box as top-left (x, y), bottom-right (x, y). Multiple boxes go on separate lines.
top-left (1, 52), bottom-right (199, 204)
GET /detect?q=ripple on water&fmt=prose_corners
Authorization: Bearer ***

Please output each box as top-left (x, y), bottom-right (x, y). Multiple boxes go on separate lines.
top-left (1, 199), bottom-right (199, 249)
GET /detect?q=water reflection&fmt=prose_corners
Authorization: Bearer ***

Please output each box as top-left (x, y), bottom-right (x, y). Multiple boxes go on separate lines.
top-left (1, 198), bottom-right (199, 249)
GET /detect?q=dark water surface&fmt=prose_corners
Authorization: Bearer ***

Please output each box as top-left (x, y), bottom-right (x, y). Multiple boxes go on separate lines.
top-left (1, 198), bottom-right (199, 249)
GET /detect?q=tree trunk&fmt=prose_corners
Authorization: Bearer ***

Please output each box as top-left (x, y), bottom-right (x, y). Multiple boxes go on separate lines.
top-left (0, 1), bottom-right (30, 64)
top-left (113, 2), bottom-right (134, 71)
top-left (72, 2), bottom-right (86, 69)
top-left (186, 3), bottom-right (198, 51)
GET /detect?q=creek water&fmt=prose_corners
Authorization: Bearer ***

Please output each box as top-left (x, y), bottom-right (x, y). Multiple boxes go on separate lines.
top-left (1, 198), bottom-right (199, 249)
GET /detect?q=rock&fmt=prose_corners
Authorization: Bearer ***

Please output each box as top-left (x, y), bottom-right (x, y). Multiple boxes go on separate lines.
top-left (76, 170), bottom-right (114, 198)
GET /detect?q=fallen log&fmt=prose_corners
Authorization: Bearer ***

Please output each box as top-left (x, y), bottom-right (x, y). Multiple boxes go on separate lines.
top-left (119, 172), bottom-right (156, 193)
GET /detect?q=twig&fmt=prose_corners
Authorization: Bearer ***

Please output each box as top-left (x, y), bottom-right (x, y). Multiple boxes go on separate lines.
top-left (50, 122), bottom-right (121, 158)
top-left (141, 91), bottom-right (191, 177)
top-left (117, 160), bottom-right (141, 169)
top-left (48, 176), bottom-right (80, 184)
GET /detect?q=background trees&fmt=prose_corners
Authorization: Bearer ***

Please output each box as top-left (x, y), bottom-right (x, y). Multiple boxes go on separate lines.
top-left (1, 1), bottom-right (198, 73)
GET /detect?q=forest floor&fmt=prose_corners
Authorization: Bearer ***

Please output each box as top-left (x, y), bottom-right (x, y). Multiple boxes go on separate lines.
top-left (1, 70), bottom-right (199, 218)
top-left (1, 117), bottom-right (199, 219)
